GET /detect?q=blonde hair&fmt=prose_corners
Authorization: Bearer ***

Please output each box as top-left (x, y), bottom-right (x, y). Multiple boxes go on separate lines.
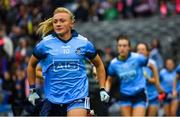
top-left (36, 7), bottom-right (75, 37)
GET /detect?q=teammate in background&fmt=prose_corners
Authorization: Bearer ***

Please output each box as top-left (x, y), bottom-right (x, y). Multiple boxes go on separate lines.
top-left (172, 64), bottom-right (180, 115)
top-left (160, 58), bottom-right (178, 116)
top-left (105, 35), bottom-right (148, 116)
top-left (149, 39), bottom-right (164, 71)
top-left (27, 7), bottom-right (109, 116)
top-left (136, 42), bottom-right (163, 116)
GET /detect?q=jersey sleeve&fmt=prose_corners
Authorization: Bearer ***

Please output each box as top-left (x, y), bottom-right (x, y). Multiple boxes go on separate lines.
top-left (138, 54), bottom-right (148, 67)
top-left (176, 65), bottom-right (180, 75)
top-left (159, 70), bottom-right (164, 81)
top-left (84, 41), bottom-right (97, 60)
top-left (108, 62), bottom-right (116, 77)
top-left (33, 41), bottom-right (46, 60)
top-left (147, 59), bottom-right (158, 69)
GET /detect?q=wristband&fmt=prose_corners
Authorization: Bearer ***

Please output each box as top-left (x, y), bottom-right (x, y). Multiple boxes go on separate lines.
top-left (100, 88), bottom-right (105, 92)
top-left (30, 84), bottom-right (35, 89)
top-left (29, 85), bottom-right (36, 93)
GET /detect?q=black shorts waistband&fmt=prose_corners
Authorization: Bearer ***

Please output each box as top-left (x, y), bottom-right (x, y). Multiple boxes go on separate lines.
top-left (119, 89), bottom-right (147, 102)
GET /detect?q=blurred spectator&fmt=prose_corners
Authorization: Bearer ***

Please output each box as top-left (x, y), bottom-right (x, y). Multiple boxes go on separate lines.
top-left (50, 0), bottom-right (73, 10)
top-left (75, 0), bottom-right (89, 22)
top-left (149, 0), bottom-right (158, 13)
top-left (176, 0), bottom-right (180, 13)
top-left (1, 71), bottom-right (14, 105)
top-left (116, 0), bottom-right (124, 15)
top-left (15, 37), bottom-right (32, 64)
top-left (160, 0), bottom-right (168, 17)
top-left (121, 0), bottom-right (136, 18)
top-left (104, 0), bottom-right (119, 21)
top-left (135, 0), bottom-right (156, 17)
top-left (9, 25), bottom-right (25, 47)
top-left (41, 0), bottom-right (53, 19)
top-left (0, 25), bottom-right (13, 59)
top-left (11, 68), bottom-right (27, 116)
top-left (0, 25), bottom-right (13, 80)
top-left (89, 1), bottom-right (103, 21)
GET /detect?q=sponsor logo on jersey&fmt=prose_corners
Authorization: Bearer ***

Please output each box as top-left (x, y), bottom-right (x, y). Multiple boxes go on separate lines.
top-left (53, 59), bottom-right (79, 72)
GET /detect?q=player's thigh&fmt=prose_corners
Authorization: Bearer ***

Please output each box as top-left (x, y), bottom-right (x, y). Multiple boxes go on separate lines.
top-left (170, 99), bottom-right (178, 116)
top-left (132, 97), bottom-right (147, 116)
top-left (120, 106), bottom-right (132, 116)
top-left (147, 98), bottom-right (159, 116)
top-left (147, 105), bottom-right (158, 116)
top-left (132, 106), bottom-right (146, 116)
top-left (117, 100), bottom-right (132, 116)
top-left (163, 104), bottom-right (170, 116)
top-left (67, 97), bottom-right (90, 116)
top-left (67, 108), bottom-right (87, 116)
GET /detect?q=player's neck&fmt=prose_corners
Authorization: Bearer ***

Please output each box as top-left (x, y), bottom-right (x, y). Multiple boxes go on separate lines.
top-left (58, 31), bottom-right (72, 41)
top-left (118, 52), bottom-right (130, 60)
top-left (119, 55), bottom-right (127, 60)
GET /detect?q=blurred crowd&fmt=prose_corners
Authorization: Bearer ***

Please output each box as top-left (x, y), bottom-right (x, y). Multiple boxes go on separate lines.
top-left (0, 0), bottom-right (180, 116)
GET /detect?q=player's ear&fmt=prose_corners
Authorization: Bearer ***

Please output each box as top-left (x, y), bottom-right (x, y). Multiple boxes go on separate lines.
top-left (70, 20), bottom-right (75, 29)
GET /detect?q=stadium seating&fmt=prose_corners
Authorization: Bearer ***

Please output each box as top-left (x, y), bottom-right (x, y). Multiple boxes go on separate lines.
top-left (75, 15), bottom-right (180, 61)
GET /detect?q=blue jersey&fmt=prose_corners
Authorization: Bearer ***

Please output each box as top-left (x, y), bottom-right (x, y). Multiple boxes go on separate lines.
top-left (108, 52), bottom-right (148, 95)
top-left (160, 68), bottom-right (176, 93)
top-left (176, 64), bottom-right (180, 91)
top-left (143, 59), bottom-right (158, 100)
top-left (33, 30), bottom-right (97, 104)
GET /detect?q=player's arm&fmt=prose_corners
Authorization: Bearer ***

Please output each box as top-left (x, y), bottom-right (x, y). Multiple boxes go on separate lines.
top-left (36, 65), bottom-right (43, 79)
top-left (148, 63), bottom-right (164, 93)
top-left (147, 63), bottom-right (158, 83)
top-left (90, 54), bottom-right (110, 102)
top-left (173, 73), bottom-right (180, 97)
top-left (27, 55), bottom-right (41, 105)
top-left (27, 55), bottom-right (39, 87)
top-left (90, 54), bottom-right (106, 89)
top-left (105, 75), bottom-right (113, 92)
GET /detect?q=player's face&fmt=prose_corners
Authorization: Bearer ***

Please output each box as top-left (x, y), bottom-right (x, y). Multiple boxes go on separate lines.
top-left (166, 59), bottom-right (174, 71)
top-left (53, 12), bottom-right (74, 36)
top-left (137, 44), bottom-right (148, 57)
top-left (0, 30), bottom-right (4, 38)
top-left (117, 39), bottom-right (130, 57)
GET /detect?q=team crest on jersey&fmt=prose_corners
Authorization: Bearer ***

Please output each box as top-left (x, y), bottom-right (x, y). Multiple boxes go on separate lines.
top-left (75, 47), bottom-right (84, 55)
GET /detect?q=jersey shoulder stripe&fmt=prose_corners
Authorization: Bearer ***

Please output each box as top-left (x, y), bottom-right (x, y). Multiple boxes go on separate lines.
top-left (111, 58), bottom-right (118, 64)
top-left (77, 34), bottom-right (88, 41)
top-left (131, 52), bottom-right (140, 58)
top-left (160, 69), bottom-right (166, 74)
top-left (42, 34), bottom-right (54, 41)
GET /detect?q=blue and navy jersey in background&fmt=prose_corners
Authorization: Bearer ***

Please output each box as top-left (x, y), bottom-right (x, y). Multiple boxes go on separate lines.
top-left (176, 64), bottom-right (180, 92)
top-left (33, 30), bottom-right (97, 104)
top-left (108, 52), bottom-right (148, 95)
top-left (143, 59), bottom-right (158, 100)
top-left (160, 68), bottom-right (176, 93)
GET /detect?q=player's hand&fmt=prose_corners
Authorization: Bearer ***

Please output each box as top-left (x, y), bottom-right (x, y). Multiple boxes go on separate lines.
top-left (100, 88), bottom-right (110, 103)
top-left (158, 92), bottom-right (167, 101)
top-left (172, 90), bottom-right (177, 98)
top-left (157, 87), bottom-right (164, 94)
top-left (28, 89), bottom-right (40, 106)
top-left (143, 71), bottom-right (150, 79)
